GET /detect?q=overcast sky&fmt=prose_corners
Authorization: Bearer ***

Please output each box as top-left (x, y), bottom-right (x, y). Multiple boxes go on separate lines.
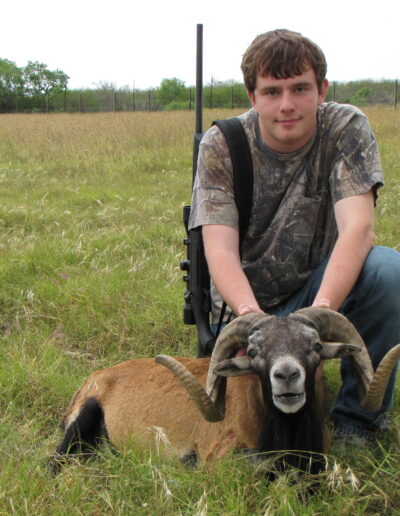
top-left (1, 0), bottom-right (399, 90)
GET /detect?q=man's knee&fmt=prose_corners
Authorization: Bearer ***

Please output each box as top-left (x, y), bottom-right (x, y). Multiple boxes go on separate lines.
top-left (342, 246), bottom-right (400, 318)
top-left (362, 246), bottom-right (400, 299)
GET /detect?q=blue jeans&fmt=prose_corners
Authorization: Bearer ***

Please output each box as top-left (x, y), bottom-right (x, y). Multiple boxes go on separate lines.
top-left (213, 246), bottom-right (400, 432)
top-left (265, 246), bottom-right (400, 433)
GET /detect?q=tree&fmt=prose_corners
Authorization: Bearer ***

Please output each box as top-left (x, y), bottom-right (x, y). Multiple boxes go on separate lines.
top-left (23, 61), bottom-right (69, 97)
top-left (0, 58), bottom-right (24, 111)
top-left (0, 58), bottom-right (23, 93)
top-left (349, 86), bottom-right (374, 106)
top-left (157, 77), bottom-right (187, 107)
top-left (91, 81), bottom-right (118, 111)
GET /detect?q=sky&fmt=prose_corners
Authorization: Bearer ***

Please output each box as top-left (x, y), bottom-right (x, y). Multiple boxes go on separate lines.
top-left (1, 0), bottom-right (399, 91)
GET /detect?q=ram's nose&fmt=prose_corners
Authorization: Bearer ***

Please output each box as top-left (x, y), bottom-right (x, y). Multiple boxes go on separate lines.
top-left (273, 364), bottom-right (301, 385)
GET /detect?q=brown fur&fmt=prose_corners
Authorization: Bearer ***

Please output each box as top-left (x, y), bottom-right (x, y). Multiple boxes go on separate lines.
top-left (61, 358), bottom-right (266, 462)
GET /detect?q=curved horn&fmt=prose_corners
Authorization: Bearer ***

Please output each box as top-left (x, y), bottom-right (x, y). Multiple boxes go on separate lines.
top-left (361, 343), bottom-right (400, 411)
top-left (155, 312), bottom-right (271, 422)
top-left (291, 307), bottom-right (399, 411)
top-left (206, 312), bottom-right (272, 398)
top-left (155, 355), bottom-right (224, 422)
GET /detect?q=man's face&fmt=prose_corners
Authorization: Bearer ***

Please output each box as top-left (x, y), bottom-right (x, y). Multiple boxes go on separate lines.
top-left (248, 68), bottom-right (328, 153)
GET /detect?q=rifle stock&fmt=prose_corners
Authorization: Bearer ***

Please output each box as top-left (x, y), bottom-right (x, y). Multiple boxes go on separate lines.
top-left (181, 208), bottom-right (215, 357)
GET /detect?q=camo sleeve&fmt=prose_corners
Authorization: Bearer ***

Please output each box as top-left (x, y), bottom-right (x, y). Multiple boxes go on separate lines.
top-left (330, 112), bottom-right (384, 204)
top-left (188, 125), bottom-right (239, 230)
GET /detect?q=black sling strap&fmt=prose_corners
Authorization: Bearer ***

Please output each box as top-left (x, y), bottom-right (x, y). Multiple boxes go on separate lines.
top-left (212, 118), bottom-right (254, 246)
top-left (211, 118), bottom-right (254, 334)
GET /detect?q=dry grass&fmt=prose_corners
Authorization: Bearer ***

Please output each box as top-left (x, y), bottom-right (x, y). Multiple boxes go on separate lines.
top-left (0, 107), bottom-right (399, 515)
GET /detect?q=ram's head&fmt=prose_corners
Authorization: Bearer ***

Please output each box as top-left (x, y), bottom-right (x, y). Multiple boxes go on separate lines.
top-left (157, 308), bottom-right (400, 420)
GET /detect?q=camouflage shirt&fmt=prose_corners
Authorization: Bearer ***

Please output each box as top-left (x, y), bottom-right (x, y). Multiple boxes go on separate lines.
top-left (189, 102), bottom-right (383, 321)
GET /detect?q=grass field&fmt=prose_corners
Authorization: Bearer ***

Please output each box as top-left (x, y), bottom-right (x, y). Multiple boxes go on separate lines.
top-left (0, 107), bottom-right (399, 515)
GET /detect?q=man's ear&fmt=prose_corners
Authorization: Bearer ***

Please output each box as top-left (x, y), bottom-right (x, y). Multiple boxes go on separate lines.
top-left (247, 90), bottom-right (256, 107)
top-left (318, 79), bottom-right (329, 104)
top-left (213, 356), bottom-right (253, 377)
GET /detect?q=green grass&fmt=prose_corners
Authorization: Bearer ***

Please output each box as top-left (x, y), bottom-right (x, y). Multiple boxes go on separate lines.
top-left (0, 108), bottom-right (399, 515)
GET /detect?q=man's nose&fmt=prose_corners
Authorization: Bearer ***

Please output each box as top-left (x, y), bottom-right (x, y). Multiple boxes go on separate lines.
top-left (279, 91), bottom-right (295, 111)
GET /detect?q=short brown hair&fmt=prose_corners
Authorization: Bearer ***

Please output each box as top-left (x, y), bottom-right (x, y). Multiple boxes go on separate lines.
top-left (241, 29), bottom-right (327, 93)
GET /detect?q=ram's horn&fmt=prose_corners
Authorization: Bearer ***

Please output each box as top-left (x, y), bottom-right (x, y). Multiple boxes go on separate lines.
top-left (205, 313), bottom-right (273, 415)
top-left (156, 312), bottom-right (271, 421)
top-left (155, 355), bottom-right (224, 422)
top-left (361, 343), bottom-right (400, 411)
top-left (290, 307), bottom-right (399, 411)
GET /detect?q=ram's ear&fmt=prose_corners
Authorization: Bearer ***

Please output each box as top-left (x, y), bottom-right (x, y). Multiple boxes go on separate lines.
top-left (213, 356), bottom-right (253, 377)
top-left (319, 342), bottom-right (361, 359)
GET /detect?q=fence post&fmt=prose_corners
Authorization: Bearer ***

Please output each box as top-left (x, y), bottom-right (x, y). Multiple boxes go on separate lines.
top-left (332, 81), bottom-right (336, 102)
top-left (231, 86), bottom-right (234, 109)
top-left (148, 90), bottom-right (151, 111)
top-left (395, 80), bottom-right (398, 109)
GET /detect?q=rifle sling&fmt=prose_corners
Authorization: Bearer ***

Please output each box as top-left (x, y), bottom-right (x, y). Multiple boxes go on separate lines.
top-left (212, 118), bottom-right (254, 335)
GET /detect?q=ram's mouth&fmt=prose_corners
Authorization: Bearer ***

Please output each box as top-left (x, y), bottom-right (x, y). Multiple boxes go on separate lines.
top-left (276, 393), bottom-right (304, 400)
top-left (273, 392), bottom-right (306, 414)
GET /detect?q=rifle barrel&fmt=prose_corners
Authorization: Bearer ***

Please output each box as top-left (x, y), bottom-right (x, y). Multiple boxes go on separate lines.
top-left (195, 23), bottom-right (203, 135)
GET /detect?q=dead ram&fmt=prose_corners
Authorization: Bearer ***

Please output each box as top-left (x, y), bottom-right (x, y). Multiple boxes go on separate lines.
top-left (52, 308), bottom-right (400, 474)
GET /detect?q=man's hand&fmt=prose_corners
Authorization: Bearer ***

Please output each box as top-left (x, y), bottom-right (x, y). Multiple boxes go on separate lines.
top-left (312, 297), bottom-right (331, 309)
top-left (237, 303), bottom-right (264, 316)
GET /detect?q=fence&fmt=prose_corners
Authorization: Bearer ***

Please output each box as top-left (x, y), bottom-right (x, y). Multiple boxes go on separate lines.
top-left (0, 79), bottom-right (398, 114)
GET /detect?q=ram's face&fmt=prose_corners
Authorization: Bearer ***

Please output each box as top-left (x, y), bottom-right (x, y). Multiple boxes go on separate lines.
top-left (212, 313), bottom-right (363, 415)
top-left (246, 319), bottom-right (323, 414)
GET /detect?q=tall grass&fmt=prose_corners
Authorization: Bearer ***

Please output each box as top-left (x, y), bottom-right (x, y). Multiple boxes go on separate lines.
top-left (0, 108), bottom-right (399, 515)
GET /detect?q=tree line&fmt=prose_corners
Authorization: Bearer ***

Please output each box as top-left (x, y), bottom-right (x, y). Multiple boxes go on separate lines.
top-left (0, 58), bottom-right (68, 112)
top-left (0, 59), bottom-right (398, 114)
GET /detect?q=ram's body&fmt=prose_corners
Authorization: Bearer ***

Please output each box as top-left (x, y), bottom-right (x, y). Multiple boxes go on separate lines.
top-left (53, 309), bottom-right (399, 474)
top-left (60, 357), bottom-right (278, 462)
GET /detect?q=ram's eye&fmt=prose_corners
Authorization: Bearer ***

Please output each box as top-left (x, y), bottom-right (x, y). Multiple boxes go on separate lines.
top-left (248, 349), bottom-right (257, 358)
top-left (314, 342), bottom-right (323, 352)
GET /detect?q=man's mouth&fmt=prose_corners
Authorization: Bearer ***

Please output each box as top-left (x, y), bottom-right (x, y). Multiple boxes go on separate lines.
top-left (277, 118), bottom-right (300, 125)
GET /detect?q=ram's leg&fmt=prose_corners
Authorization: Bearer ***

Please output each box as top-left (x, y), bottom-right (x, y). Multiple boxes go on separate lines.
top-left (50, 397), bottom-right (107, 473)
top-left (180, 450), bottom-right (199, 469)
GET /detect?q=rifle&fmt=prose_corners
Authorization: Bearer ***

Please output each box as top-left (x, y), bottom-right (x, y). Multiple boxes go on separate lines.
top-left (181, 24), bottom-right (216, 357)
top-left (181, 25), bottom-right (254, 358)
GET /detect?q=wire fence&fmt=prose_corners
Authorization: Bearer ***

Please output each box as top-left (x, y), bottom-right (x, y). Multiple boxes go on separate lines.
top-left (0, 79), bottom-right (398, 114)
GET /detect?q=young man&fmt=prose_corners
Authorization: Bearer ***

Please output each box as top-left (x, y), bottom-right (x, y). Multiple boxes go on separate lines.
top-left (189, 29), bottom-right (400, 443)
